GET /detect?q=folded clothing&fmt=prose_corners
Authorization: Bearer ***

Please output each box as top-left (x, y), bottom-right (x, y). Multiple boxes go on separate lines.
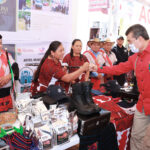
top-left (117, 100), bottom-right (136, 108)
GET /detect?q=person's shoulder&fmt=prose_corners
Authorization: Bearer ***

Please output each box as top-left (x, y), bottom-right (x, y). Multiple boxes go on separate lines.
top-left (123, 46), bottom-right (128, 51)
top-left (82, 54), bottom-right (89, 61)
top-left (63, 53), bottom-right (71, 62)
top-left (44, 58), bottom-right (53, 65)
top-left (64, 53), bottom-right (70, 58)
top-left (111, 46), bottom-right (117, 52)
top-left (128, 53), bottom-right (138, 62)
top-left (82, 54), bottom-right (87, 59)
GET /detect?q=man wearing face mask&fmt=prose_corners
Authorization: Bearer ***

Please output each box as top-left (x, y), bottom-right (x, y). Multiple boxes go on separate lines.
top-left (93, 24), bottom-right (150, 150)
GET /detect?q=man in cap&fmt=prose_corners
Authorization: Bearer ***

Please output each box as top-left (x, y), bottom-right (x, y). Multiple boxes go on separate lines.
top-left (112, 36), bottom-right (128, 86)
top-left (84, 38), bottom-right (104, 95)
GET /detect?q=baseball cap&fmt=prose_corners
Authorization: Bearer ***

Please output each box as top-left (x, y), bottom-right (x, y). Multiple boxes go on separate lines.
top-left (100, 80), bottom-right (121, 98)
top-left (41, 85), bottom-right (69, 105)
top-left (117, 36), bottom-right (124, 40)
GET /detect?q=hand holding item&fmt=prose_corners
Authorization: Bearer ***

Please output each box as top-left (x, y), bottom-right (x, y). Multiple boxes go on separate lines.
top-left (0, 74), bottom-right (11, 88)
top-left (89, 63), bottom-right (97, 72)
top-left (81, 62), bottom-right (89, 71)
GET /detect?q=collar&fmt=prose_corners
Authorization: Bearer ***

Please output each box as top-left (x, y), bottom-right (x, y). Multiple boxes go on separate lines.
top-left (90, 49), bottom-right (100, 56)
top-left (144, 40), bottom-right (150, 53)
top-left (104, 49), bottom-right (112, 55)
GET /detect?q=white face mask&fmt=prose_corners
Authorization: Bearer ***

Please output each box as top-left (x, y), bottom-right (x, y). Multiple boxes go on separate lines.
top-left (129, 44), bottom-right (139, 53)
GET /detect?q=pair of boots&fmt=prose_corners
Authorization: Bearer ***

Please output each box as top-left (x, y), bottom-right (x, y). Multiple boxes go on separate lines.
top-left (71, 81), bottom-right (101, 115)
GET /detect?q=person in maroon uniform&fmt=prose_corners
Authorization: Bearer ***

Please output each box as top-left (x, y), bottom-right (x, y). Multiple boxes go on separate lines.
top-left (63, 39), bottom-right (89, 92)
top-left (63, 39), bottom-right (89, 82)
top-left (30, 41), bottom-right (89, 97)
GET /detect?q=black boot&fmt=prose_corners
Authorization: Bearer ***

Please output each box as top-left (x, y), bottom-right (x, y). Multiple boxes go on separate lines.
top-left (82, 81), bottom-right (101, 112)
top-left (71, 83), bottom-right (96, 115)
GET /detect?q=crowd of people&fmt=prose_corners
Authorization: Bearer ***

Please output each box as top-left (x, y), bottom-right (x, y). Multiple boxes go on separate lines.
top-left (0, 24), bottom-right (150, 150)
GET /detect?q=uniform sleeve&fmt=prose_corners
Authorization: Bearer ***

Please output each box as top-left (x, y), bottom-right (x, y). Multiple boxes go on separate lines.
top-left (54, 65), bottom-right (66, 80)
top-left (98, 56), bottom-right (134, 75)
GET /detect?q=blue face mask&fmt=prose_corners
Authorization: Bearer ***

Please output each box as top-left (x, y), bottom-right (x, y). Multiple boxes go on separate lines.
top-left (129, 44), bottom-right (139, 53)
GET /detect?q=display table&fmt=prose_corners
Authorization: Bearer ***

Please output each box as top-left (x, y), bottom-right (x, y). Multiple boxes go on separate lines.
top-left (93, 95), bottom-right (135, 150)
top-left (0, 94), bottom-right (134, 150)
top-left (52, 95), bottom-right (134, 150)
top-left (51, 135), bottom-right (79, 150)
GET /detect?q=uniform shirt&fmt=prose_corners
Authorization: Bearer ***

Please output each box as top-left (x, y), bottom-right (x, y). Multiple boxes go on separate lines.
top-left (30, 58), bottom-right (66, 95)
top-left (63, 53), bottom-right (88, 82)
top-left (0, 50), bottom-right (14, 88)
top-left (99, 50), bottom-right (117, 67)
top-left (63, 53), bottom-right (88, 73)
top-left (98, 41), bottom-right (150, 115)
top-left (84, 49), bottom-right (102, 67)
top-left (112, 45), bottom-right (128, 64)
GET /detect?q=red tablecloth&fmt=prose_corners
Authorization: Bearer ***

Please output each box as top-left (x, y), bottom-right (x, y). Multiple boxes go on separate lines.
top-left (89, 95), bottom-right (134, 150)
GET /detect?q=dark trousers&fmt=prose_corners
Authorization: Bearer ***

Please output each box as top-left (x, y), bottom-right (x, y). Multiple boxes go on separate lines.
top-left (78, 123), bottom-right (119, 150)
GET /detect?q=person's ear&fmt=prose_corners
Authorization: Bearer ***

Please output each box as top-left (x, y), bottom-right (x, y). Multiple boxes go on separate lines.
top-left (51, 51), bottom-right (54, 57)
top-left (138, 36), bottom-right (143, 41)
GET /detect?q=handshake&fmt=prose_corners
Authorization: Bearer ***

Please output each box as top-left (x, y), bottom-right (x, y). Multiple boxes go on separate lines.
top-left (81, 62), bottom-right (98, 72)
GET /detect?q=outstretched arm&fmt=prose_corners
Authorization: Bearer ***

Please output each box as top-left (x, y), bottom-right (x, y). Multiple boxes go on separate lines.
top-left (98, 57), bottom-right (134, 75)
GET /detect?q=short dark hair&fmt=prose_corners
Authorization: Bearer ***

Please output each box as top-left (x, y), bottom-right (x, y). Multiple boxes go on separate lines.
top-left (125, 24), bottom-right (149, 40)
top-left (0, 34), bottom-right (2, 39)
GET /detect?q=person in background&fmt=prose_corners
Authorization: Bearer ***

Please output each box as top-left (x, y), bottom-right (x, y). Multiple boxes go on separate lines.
top-left (100, 38), bottom-right (117, 83)
top-left (95, 24), bottom-right (150, 150)
top-left (0, 34), bottom-right (19, 112)
top-left (63, 39), bottom-right (89, 92)
top-left (84, 38), bottom-right (104, 95)
top-left (112, 36), bottom-right (128, 86)
top-left (30, 41), bottom-right (90, 97)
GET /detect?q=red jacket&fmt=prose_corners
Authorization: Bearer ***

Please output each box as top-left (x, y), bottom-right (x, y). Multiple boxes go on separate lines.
top-left (98, 41), bottom-right (150, 115)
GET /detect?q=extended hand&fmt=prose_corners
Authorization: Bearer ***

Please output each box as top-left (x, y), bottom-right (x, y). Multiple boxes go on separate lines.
top-left (82, 62), bottom-right (89, 71)
top-left (89, 63), bottom-right (97, 72)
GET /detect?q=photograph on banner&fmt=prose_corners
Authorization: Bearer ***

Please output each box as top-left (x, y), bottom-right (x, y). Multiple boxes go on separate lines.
top-left (0, 0), bottom-right (16, 31)
top-left (19, 66), bottom-right (33, 93)
top-left (3, 44), bottom-right (16, 59)
top-left (50, 0), bottom-right (69, 15)
top-left (89, 21), bottom-right (107, 40)
top-left (19, 0), bottom-right (31, 10)
top-left (18, 11), bottom-right (31, 31)
top-left (32, 0), bottom-right (50, 11)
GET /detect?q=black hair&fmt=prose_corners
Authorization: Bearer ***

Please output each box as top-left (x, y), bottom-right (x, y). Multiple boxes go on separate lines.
top-left (33, 41), bottom-right (62, 82)
top-left (125, 24), bottom-right (149, 40)
top-left (0, 34), bottom-right (2, 39)
top-left (70, 39), bottom-right (83, 60)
